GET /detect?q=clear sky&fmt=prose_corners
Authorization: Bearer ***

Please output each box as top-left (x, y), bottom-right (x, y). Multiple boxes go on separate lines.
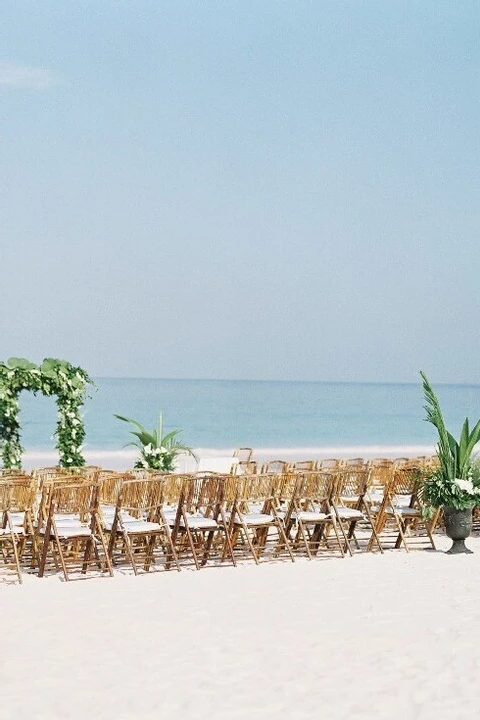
top-left (1, 1), bottom-right (479, 383)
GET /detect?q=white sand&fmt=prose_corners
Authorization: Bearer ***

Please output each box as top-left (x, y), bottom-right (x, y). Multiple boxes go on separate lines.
top-left (1, 535), bottom-right (480, 719)
top-left (21, 444), bottom-right (436, 471)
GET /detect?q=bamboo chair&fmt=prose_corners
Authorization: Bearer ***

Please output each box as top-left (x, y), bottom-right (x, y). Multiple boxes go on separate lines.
top-left (9, 475), bottom-right (38, 562)
top-left (368, 458), bottom-right (394, 468)
top-left (234, 460), bottom-right (258, 475)
top-left (315, 458), bottom-right (342, 471)
top-left (260, 460), bottom-right (289, 474)
top-left (128, 468), bottom-right (166, 479)
top-left (344, 457), bottom-right (365, 468)
top-left (224, 474), bottom-right (294, 564)
top-left (169, 474), bottom-right (235, 569)
top-left (365, 460), bottom-right (395, 509)
top-left (274, 471), bottom-right (297, 510)
top-left (0, 481), bottom-right (24, 584)
top-left (33, 466), bottom-right (76, 481)
top-left (367, 467), bottom-right (438, 552)
top-left (34, 471), bottom-right (93, 536)
top-left (106, 476), bottom-right (180, 574)
top-left (283, 471), bottom-right (346, 560)
top-left (291, 460), bottom-right (316, 471)
top-left (233, 448), bottom-right (253, 463)
top-left (332, 468), bottom-right (383, 554)
top-left (59, 466), bottom-right (101, 479)
top-left (98, 472), bottom-right (130, 528)
top-left (37, 480), bottom-right (113, 581)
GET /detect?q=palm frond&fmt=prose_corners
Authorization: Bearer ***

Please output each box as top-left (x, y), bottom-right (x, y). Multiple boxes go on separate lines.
top-left (114, 410), bottom-right (196, 467)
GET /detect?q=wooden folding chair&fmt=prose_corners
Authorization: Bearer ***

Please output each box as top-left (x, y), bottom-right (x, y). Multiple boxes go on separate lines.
top-left (9, 475), bottom-right (38, 563)
top-left (234, 460), bottom-right (258, 475)
top-left (260, 460), bottom-right (289, 474)
top-left (106, 476), bottom-right (180, 574)
top-left (169, 473), bottom-right (236, 569)
top-left (224, 473), bottom-right (294, 564)
top-left (0, 481), bottom-right (24, 584)
top-left (283, 471), bottom-right (345, 559)
top-left (367, 467), bottom-right (439, 552)
top-left (315, 458), bottom-right (342, 471)
top-left (37, 480), bottom-right (113, 580)
top-left (233, 448), bottom-right (253, 463)
top-left (364, 459), bottom-right (395, 510)
top-left (332, 468), bottom-right (383, 554)
top-left (291, 460), bottom-right (316, 471)
top-left (344, 457), bottom-right (365, 468)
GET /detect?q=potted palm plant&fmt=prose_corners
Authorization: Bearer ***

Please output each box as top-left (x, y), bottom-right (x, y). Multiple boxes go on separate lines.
top-left (420, 371), bottom-right (480, 554)
top-left (115, 412), bottom-right (197, 472)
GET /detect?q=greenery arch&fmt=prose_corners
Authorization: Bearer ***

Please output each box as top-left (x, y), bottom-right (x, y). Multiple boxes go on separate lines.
top-left (0, 357), bottom-right (94, 469)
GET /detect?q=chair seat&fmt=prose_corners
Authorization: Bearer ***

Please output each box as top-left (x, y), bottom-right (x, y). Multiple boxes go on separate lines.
top-left (9, 512), bottom-right (26, 526)
top-left (233, 512), bottom-right (275, 526)
top-left (104, 519), bottom-right (163, 533)
top-left (40, 525), bottom-right (92, 538)
top-left (102, 509), bottom-right (139, 524)
top-left (386, 506), bottom-right (420, 517)
top-left (290, 511), bottom-right (328, 522)
top-left (52, 513), bottom-right (84, 525)
top-left (180, 516), bottom-right (219, 530)
top-left (366, 491), bottom-right (384, 504)
top-left (335, 507), bottom-right (364, 519)
top-left (123, 520), bottom-right (164, 533)
top-left (0, 526), bottom-right (25, 536)
top-left (392, 495), bottom-right (413, 507)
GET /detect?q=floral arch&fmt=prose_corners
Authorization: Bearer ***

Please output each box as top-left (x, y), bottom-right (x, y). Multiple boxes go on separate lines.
top-left (0, 357), bottom-right (94, 469)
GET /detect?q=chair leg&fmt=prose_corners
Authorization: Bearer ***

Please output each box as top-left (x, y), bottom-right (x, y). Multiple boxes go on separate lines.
top-left (52, 527), bottom-right (70, 581)
top-left (218, 509), bottom-right (237, 567)
top-left (238, 522), bottom-right (260, 564)
top-left (6, 526), bottom-right (23, 585)
top-left (161, 520), bottom-right (181, 571)
top-left (38, 519), bottom-right (52, 578)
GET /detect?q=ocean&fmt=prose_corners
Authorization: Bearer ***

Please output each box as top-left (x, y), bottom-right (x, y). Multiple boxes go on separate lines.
top-left (15, 378), bottom-right (480, 458)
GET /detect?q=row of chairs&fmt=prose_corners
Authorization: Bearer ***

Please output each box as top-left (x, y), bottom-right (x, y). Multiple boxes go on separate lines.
top-left (0, 462), bottom-right (437, 584)
top-left (235, 453), bottom-right (437, 475)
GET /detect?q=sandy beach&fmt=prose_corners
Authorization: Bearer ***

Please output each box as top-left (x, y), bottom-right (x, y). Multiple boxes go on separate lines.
top-left (2, 533), bottom-right (479, 720)
top-left (20, 445), bottom-right (437, 472)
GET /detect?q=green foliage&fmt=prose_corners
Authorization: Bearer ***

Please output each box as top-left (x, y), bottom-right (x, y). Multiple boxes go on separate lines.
top-left (115, 412), bottom-right (197, 472)
top-left (420, 371), bottom-right (480, 510)
top-left (0, 357), bottom-right (94, 469)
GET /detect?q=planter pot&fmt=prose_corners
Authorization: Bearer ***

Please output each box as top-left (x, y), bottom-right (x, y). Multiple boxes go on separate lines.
top-left (443, 506), bottom-right (473, 554)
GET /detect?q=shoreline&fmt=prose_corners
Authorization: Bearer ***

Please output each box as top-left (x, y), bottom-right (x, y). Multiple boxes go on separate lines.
top-left (18, 444), bottom-right (437, 471)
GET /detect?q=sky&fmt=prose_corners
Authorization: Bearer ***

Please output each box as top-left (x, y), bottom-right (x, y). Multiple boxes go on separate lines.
top-left (1, 1), bottom-right (480, 383)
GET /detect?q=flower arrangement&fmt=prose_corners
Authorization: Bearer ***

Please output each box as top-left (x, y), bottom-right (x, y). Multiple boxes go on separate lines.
top-left (420, 371), bottom-right (480, 510)
top-left (114, 412), bottom-right (197, 472)
top-left (0, 357), bottom-right (94, 469)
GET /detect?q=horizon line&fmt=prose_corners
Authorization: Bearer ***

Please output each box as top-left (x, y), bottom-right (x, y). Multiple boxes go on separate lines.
top-left (90, 376), bottom-right (480, 388)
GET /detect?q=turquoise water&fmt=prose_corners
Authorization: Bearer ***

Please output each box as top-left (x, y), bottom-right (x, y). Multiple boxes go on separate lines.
top-left (15, 378), bottom-right (480, 452)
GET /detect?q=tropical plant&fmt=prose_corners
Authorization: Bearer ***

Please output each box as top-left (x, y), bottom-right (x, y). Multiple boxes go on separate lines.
top-left (420, 371), bottom-right (480, 510)
top-left (114, 412), bottom-right (197, 472)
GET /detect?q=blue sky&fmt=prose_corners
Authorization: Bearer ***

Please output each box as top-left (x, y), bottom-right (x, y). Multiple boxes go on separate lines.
top-left (1, 1), bottom-right (479, 382)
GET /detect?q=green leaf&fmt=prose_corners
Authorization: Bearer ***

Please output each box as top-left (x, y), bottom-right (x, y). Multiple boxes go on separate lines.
top-left (129, 429), bottom-right (155, 446)
top-left (114, 414), bottom-right (148, 432)
top-left (7, 357), bottom-right (37, 370)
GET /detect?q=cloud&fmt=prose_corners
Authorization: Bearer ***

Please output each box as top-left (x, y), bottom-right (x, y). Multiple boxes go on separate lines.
top-left (0, 63), bottom-right (60, 89)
